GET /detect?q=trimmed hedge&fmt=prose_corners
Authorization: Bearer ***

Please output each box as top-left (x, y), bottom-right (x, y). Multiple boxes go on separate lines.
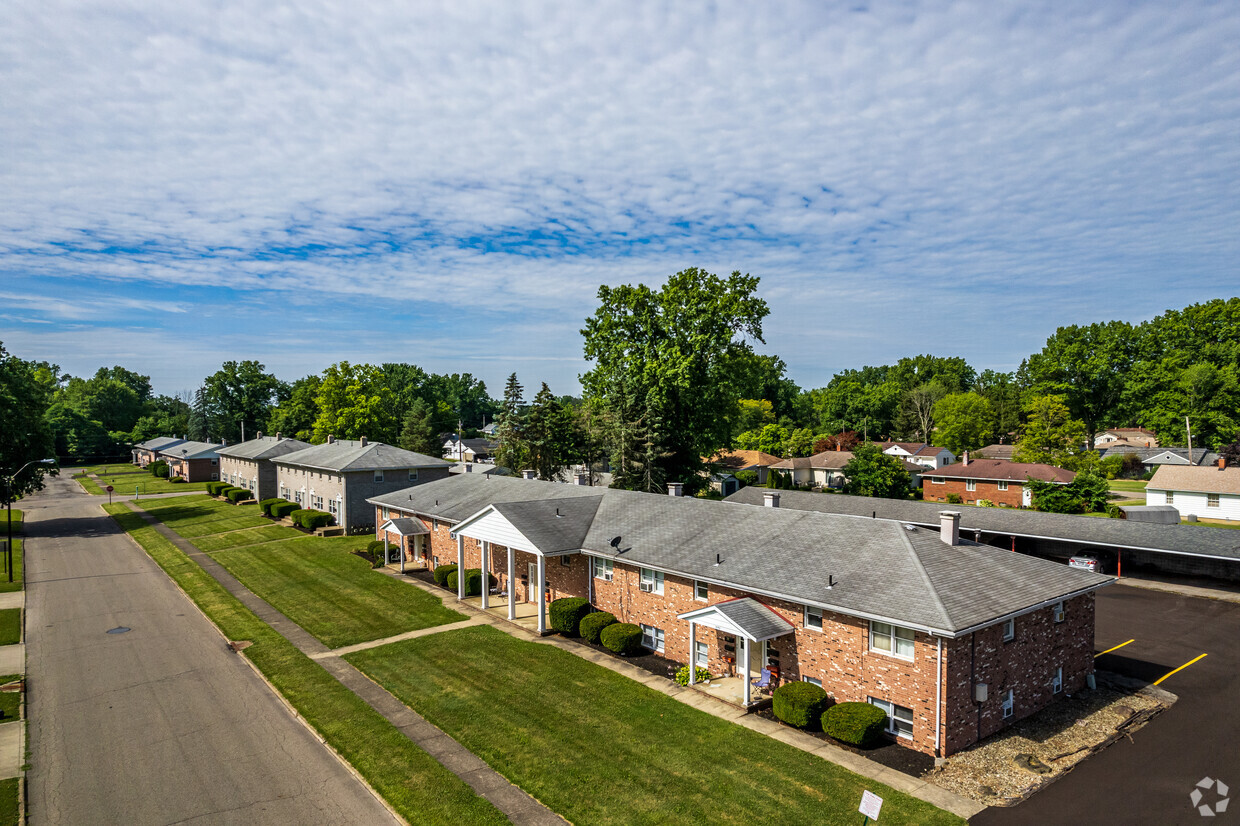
top-left (367, 540), bottom-right (396, 555)
top-left (170, 476), bottom-right (185, 484)
top-left (821, 701), bottom-right (888, 748)
top-left (579, 611), bottom-right (616, 644)
top-left (772, 681), bottom-right (830, 729)
top-left (433, 564), bottom-right (458, 587)
top-left (258, 497), bottom-right (284, 516)
top-left (226, 487), bottom-right (254, 502)
top-left (290, 508), bottom-right (334, 530)
top-left (549, 597), bottom-right (593, 637)
top-left (206, 481), bottom-right (226, 495)
top-left (445, 568), bottom-right (496, 598)
top-left (600, 622), bottom-right (644, 656)
top-left (270, 500), bottom-right (299, 519)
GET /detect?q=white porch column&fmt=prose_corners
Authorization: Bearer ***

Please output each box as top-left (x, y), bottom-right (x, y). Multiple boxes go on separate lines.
top-left (688, 622), bottom-right (697, 685)
top-left (536, 555), bottom-right (547, 634)
top-left (399, 535), bottom-right (406, 574)
top-left (480, 541), bottom-right (490, 610)
top-left (456, 534), bottom-right (465, 600)
top-left (507, 545), bottom-right (516, 621)
top-left (742, 637), bottom-right (751, 706)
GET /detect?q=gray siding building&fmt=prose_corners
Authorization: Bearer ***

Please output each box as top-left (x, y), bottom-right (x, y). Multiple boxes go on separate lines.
top-left (217, 432), bottom-right (313, 501)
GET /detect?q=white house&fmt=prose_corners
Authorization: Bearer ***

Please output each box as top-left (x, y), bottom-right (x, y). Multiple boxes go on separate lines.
top-left (1146, 463), bottom-right (1240, 522)
top-left (879, 442), bottom-right (956, 470)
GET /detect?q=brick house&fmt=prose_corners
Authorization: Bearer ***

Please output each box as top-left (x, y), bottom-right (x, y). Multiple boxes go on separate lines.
top-left (922, 458), bottom-right (1075, 508)
top-left (273, 436), bottom-right (451, 533)
top-left (368, 475), bottom-right (1109, 757)
top-left (216, 432), bottom-right (312, 501)
top-left (131, 436), bottom-right (187, 467)
top-left (158, 440), bottom-right (224, 482)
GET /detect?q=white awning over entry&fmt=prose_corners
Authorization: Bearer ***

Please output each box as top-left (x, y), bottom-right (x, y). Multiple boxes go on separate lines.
top-left (677, 597), bottom-right (795, 642)
top-left (379, 518), bottom-right (429, 537)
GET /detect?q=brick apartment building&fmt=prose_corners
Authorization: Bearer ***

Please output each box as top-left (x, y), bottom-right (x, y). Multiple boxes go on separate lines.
top-left (158, 440), bottom-right (224, 482)
top-left (370, 474), bottom-right (1108, 756)
top-left (131, 436), bottom-right (187, 467)
top-left (921, 457), bottom-right (1075, 508)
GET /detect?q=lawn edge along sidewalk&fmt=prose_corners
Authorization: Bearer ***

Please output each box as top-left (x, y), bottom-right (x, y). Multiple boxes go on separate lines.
top-left (113, 502), bottom-right (555, 826)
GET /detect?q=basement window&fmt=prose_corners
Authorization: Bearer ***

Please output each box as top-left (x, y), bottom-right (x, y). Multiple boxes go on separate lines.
top-left (869, 697), bottom-right (914, 739)
top-left (1052, 666), bottom-right (1063, 694)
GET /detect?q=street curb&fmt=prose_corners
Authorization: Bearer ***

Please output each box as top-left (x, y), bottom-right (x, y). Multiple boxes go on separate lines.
top-left (111, 502), bottom-right (409, 826)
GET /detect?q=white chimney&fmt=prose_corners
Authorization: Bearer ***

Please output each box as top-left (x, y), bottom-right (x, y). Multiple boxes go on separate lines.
top-left (275, 431), bottom-right (282, 440)
top-left (939, 511), bottom-right (961, 545)
top-left (575, 473), bottom-right (589, 486)
top-left (764, 492), bottom-right (780, 508)
top-left (522, 470), bottom-right (537, 480)
top-left (256, 431), bottom-right (263, 439)
top-left (327, 434), bottom-right (335, 444)
top-left (668, 482), bottom-right (684, 497)
top-left (359, 436), bottom-right (368, 447)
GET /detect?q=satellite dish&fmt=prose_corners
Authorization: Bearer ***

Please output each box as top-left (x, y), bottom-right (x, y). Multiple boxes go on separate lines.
top-left (610, 536), bottom-right (621, 548)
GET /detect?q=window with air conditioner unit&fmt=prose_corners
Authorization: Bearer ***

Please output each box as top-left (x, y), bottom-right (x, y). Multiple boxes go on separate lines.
top-left (639, 567), bottom-right (664, 594)
top-left (592, 558), bottom-right (614, 581)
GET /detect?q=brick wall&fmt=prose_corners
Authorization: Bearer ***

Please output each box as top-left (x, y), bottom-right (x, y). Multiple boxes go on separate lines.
top-left (279, 465), bottom-right (452, 533)
top-left (923, 478), bottom-right (1026, 507)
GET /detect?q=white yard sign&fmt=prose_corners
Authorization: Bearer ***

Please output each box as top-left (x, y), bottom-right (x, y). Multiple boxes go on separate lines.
top-left (859, 789), bottom-right (883, 821)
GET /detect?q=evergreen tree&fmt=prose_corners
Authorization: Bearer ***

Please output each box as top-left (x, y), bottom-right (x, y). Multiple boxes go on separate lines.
top-left (398, 398), bottom-right (439, 455)
top-left (188, 387), bottom-right (211, 441)
top-left (494, 373), bottom-right (529, 472)
top-left (525, 383), bottom-right (578, 482)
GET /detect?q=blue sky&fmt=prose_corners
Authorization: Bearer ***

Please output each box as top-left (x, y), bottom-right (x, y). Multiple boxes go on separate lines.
top-left (3, 1), bottom-right (1238, 399)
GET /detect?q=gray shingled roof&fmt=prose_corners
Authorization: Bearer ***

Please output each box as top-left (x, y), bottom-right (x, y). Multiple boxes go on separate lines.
top-left (680, 597), bottom-right (796, 642)
top-left (158, 440), bottom-right (222, 459)
top-left (486, 496), bottom-right (602, 554)
top-left (371, 475), bottom-right (1110, 635)
top-left (216, 435), bottom-right (313, 460)
top-left (379, 517), bottom-right (429, 536)
top-left (134, 436), bottom-right (186, 451)
top-left (274, 439), bottom-right (450, 472)
top-left (725, 486), bottom-right (1240, 561)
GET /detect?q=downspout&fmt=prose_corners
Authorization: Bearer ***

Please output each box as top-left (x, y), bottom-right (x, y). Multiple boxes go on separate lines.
top-left (972, 632), bottom-right (981, 738)
top-left (935, 636), bottom-right (943, 756)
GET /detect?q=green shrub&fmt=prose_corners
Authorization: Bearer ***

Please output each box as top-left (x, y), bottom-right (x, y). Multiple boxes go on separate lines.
top-left (821, 701), bottom-right (888, 747)
top-left (735, 469), bottom-right (758, 488)
top-left (270, 500), bottom-right (299, 519)
top-left (433, 564), bottom-right (458, 587)
top-left (600, 623), bottom-right (644, 656)
top-left (445, 568), bottom-right (496, 597)
top-left (579, 611), bottom-right (616, 644)
top-left (1104, 503), bottom-right (1121, 519)
top-left (945, 493), bottom-right (963, 504)
top-left (170, 476), bottom-right (185, 484)
top-left (772, 681), bottom-right (830, 729)
top-left (206, 481), bottom-right (223, 495)
top-left (257, 497), bottom-right (284, 516)
top-left (675, 665), bottom-right (712, 686)
top-left (226, 487), bottom-right (254, 502)
top-left (549, 597), bottom-right (593, 637)
top-left (291, 509), bottom-right (333, 530)
top-left (150, 460), bottom-right (167, 477)
top-left (976, 499), bottom-right (995, 508)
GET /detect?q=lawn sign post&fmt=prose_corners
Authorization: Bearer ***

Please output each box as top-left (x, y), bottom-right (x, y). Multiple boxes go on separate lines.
top-left (859, 790), bottom-right (882, 824)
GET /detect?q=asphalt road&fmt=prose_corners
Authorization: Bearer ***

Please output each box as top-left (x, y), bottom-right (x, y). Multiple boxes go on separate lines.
top-left (973, 583), bottom-right (1240, 826)
top-left (24, 473), bottom-right (399, 825)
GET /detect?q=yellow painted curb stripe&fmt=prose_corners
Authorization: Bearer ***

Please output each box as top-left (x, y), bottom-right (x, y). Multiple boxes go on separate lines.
top-left (1095, 639), bottom-right (1135, 658)
top-left (1154, 653), bottom-right (1208, 685)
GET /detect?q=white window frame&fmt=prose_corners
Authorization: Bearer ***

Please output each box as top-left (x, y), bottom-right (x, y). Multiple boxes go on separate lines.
top-left (1165, 490), bottom-right (1174, 504)
top-left (1002, 618), bottom-right (1014, 642)
top-left (374, 470), bottom-right (384, 482)
top-left (1208, 493), bottom-right (1220, 508)
top-left (804, 605), bottom-right (823, 632)
top-left (694, 580), bottom-right (708, 602)
top-left (965, 480), bottom-right (977, 492)
top-left (931, 477), bottom-right (945, 485)
top-left (1052, 666), bottom-right (1063, 694)
top-left (1052, 602), bottom-right (1065, 623)
top-left (803, 676), bottom-right (822, 688)
top-left (1002, 689), bottom-right (1014, 719)
top-left (408, 469), bottom-right (419, 481)
top-left (211, 473), bottom-right (218, 481)
top-left (997, 480), bottom-right (1008, 491)
top-left (869, 621), bottom-right (915, 660)
top-left (639, 567), bottom-right (664, 594)
top-left (640, 624), bottom-right (665, 653)
top-left (694, 640), bottom-right (708, 668)
top-left (868, 697), bottom-right (914, 739)
top-left (592, 558), bottom-right (614, 582)
top-left (328, 499), bottom-right (338, 516)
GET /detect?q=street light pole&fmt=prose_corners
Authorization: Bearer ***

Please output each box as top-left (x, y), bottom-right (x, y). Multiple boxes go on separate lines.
top-left (6, 458), bottom-right (54, 583)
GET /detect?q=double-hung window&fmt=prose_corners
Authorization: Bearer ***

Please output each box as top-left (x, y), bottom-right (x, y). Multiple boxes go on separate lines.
top-left (870, 622), bottom-right (915, 659)
top-left (1165, 491), bottom-right (1174, 504)
top-left (592, 558), bottom-right (614, 581)
top-left (966, 480), bottom-right (977, 492)
top-left (408, 469), bottom-right (418, 481)
top-left (1002, 689), bottom-right (1015, 719)
top-left (694, 640), bottom-right (708, 668)
top-left (694, 580), bottom-right (708, 602)
top-left (868, 697), bottom-right (914, 739)
top-left (374, 471), bottom-right (384, 482)
top-left (804, 605), bottom-right (823, 631)
top-left (997, 480), bottom-right (1008, 491)
top-left (560, 554), bottom-right (571, 568)
top-left (1208, 493), bottom-right (1220, 508)
top-left (329, 499), bottom-right (338, 516)
top-left (639, 567), bottom-right (664, 594)
top-left (640, 624), bottom-right (665, 652)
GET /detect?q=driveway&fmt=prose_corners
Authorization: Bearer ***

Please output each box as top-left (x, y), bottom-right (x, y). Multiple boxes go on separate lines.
top-left (973, 584), bottom-right (1240, 825)
top-left (23, 474), bottom-right (398, 825)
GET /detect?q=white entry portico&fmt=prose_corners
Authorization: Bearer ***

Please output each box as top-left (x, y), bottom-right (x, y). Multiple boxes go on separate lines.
top-left (677, 597), bottom-right (795, 707)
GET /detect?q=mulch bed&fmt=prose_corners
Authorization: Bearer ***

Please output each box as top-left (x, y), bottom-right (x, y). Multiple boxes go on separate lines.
top-left (752, 707), bottom-right (936, 778)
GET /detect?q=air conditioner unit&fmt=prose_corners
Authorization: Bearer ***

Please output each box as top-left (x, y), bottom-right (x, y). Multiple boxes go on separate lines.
top-left (639, 582), bottom-right (653, 593)
top-left (602, 573), bottom-right (613, 582)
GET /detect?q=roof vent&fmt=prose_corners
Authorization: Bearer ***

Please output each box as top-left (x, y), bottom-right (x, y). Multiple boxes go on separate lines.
top-left (903, 524), bottom-right (916, 531)
top-left (668, 482), bottom-right (684, 497)
top-left (359, 436), bottom-right (368, 447)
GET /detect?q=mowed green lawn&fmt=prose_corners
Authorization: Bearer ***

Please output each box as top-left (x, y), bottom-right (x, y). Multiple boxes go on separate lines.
top-left (94, 469), bottom-right (210, 495)
top-left (1108, 479), bottom-right (1148, 493)
top-left (0, 511), bottom-right (22, 593)
top-left (347, 626), bottom-right (963, 826)
top-left (136, 495), bottom-right (465, 648)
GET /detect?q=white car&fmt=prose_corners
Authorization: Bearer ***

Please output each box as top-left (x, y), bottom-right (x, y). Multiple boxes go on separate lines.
top-left (1068, 555), bottom-right (1104, 573)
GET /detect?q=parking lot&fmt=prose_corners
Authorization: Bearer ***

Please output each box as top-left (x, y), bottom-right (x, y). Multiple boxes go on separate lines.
top-left (973, 583), bottom-right (1240, 825)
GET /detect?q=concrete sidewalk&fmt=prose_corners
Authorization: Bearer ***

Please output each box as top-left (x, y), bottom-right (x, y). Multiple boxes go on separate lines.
top-left (379, 570), bottom-right (986, 820)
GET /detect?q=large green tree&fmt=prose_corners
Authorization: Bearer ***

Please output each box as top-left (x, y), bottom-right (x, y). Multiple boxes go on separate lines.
top-left (1025, 321), bottom-right (1135, 447)
top-left (398, 398), bottom-right (440, 456)
top-left (311, 362), bottom-right (397, 443)
top-left (0, 344), bottom-right (57, 496)
top-left (203, 360), bottom-right (284, 443)
top-left (581, 268), bottom-right (769, 492)
top-left (841, 443), bottom-right (911, 499)
top-left (933, 393), bottom-right (996, 455)
top-left (525, 383), bottom-right (579, 481)
top-left (1012, 394), bottom-right (1091, 468)
top-left (494, 373), bottom-right (529, 472)
top-left (267, 375), bottom-right (322, 442)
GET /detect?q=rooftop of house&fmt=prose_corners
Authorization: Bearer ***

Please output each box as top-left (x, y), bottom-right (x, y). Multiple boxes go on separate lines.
top-left (922, 459), bottom-right (1075, 484)
top-left (706, 449), bottom-right (784, 469)
top-left (134, 436), bottom-right (187, 451)
top-left (879, 441), bottom-right (951, 457)
top-left (216, 434), bottom-right (313, 461)
top-left (275, 438), bottom-right (451, 473)
top-left (370, 474), bottom-right (1110, 637)
top-left (1148, 464), bottom-right (1240, 496)
top-left (158, 440), bottom-right (222, 459)
top-left (770, 450), bottom-right (855, 470)
top-left (724, 486), bottom-right (1240, 562)
top-left (976, 444), bottom-right (1015, 460)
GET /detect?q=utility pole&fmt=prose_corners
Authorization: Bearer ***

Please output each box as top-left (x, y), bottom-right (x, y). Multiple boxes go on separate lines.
top-left (1186, 416), bottom-right (1194, 463)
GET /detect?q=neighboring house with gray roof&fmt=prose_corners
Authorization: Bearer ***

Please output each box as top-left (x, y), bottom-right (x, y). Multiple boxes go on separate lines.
top-left (274, 436), bottom-right (451, 532)
top-left (1147, 463), bottom-right (1240, 522)
top-left (878, 442), bottom-right (956, 470)
top-left (769, 450), bottom-right (854, 488)
top-left (369, 474), bottom-right (1109, 757)
top-left (157, 440), bottom-right (225, 482)
top-left (131, 436), bottom-right (187, 467)
top-left (216, 432), bottom-right (313, 501)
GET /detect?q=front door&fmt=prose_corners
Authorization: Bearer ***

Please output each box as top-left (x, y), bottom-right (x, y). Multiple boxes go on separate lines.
top-left (528, 562), bottom-right (539, 603)
top-left (747, 639), bottom-right (765, 676)
top-left (1022, 486), bottom-right (1032, 507)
